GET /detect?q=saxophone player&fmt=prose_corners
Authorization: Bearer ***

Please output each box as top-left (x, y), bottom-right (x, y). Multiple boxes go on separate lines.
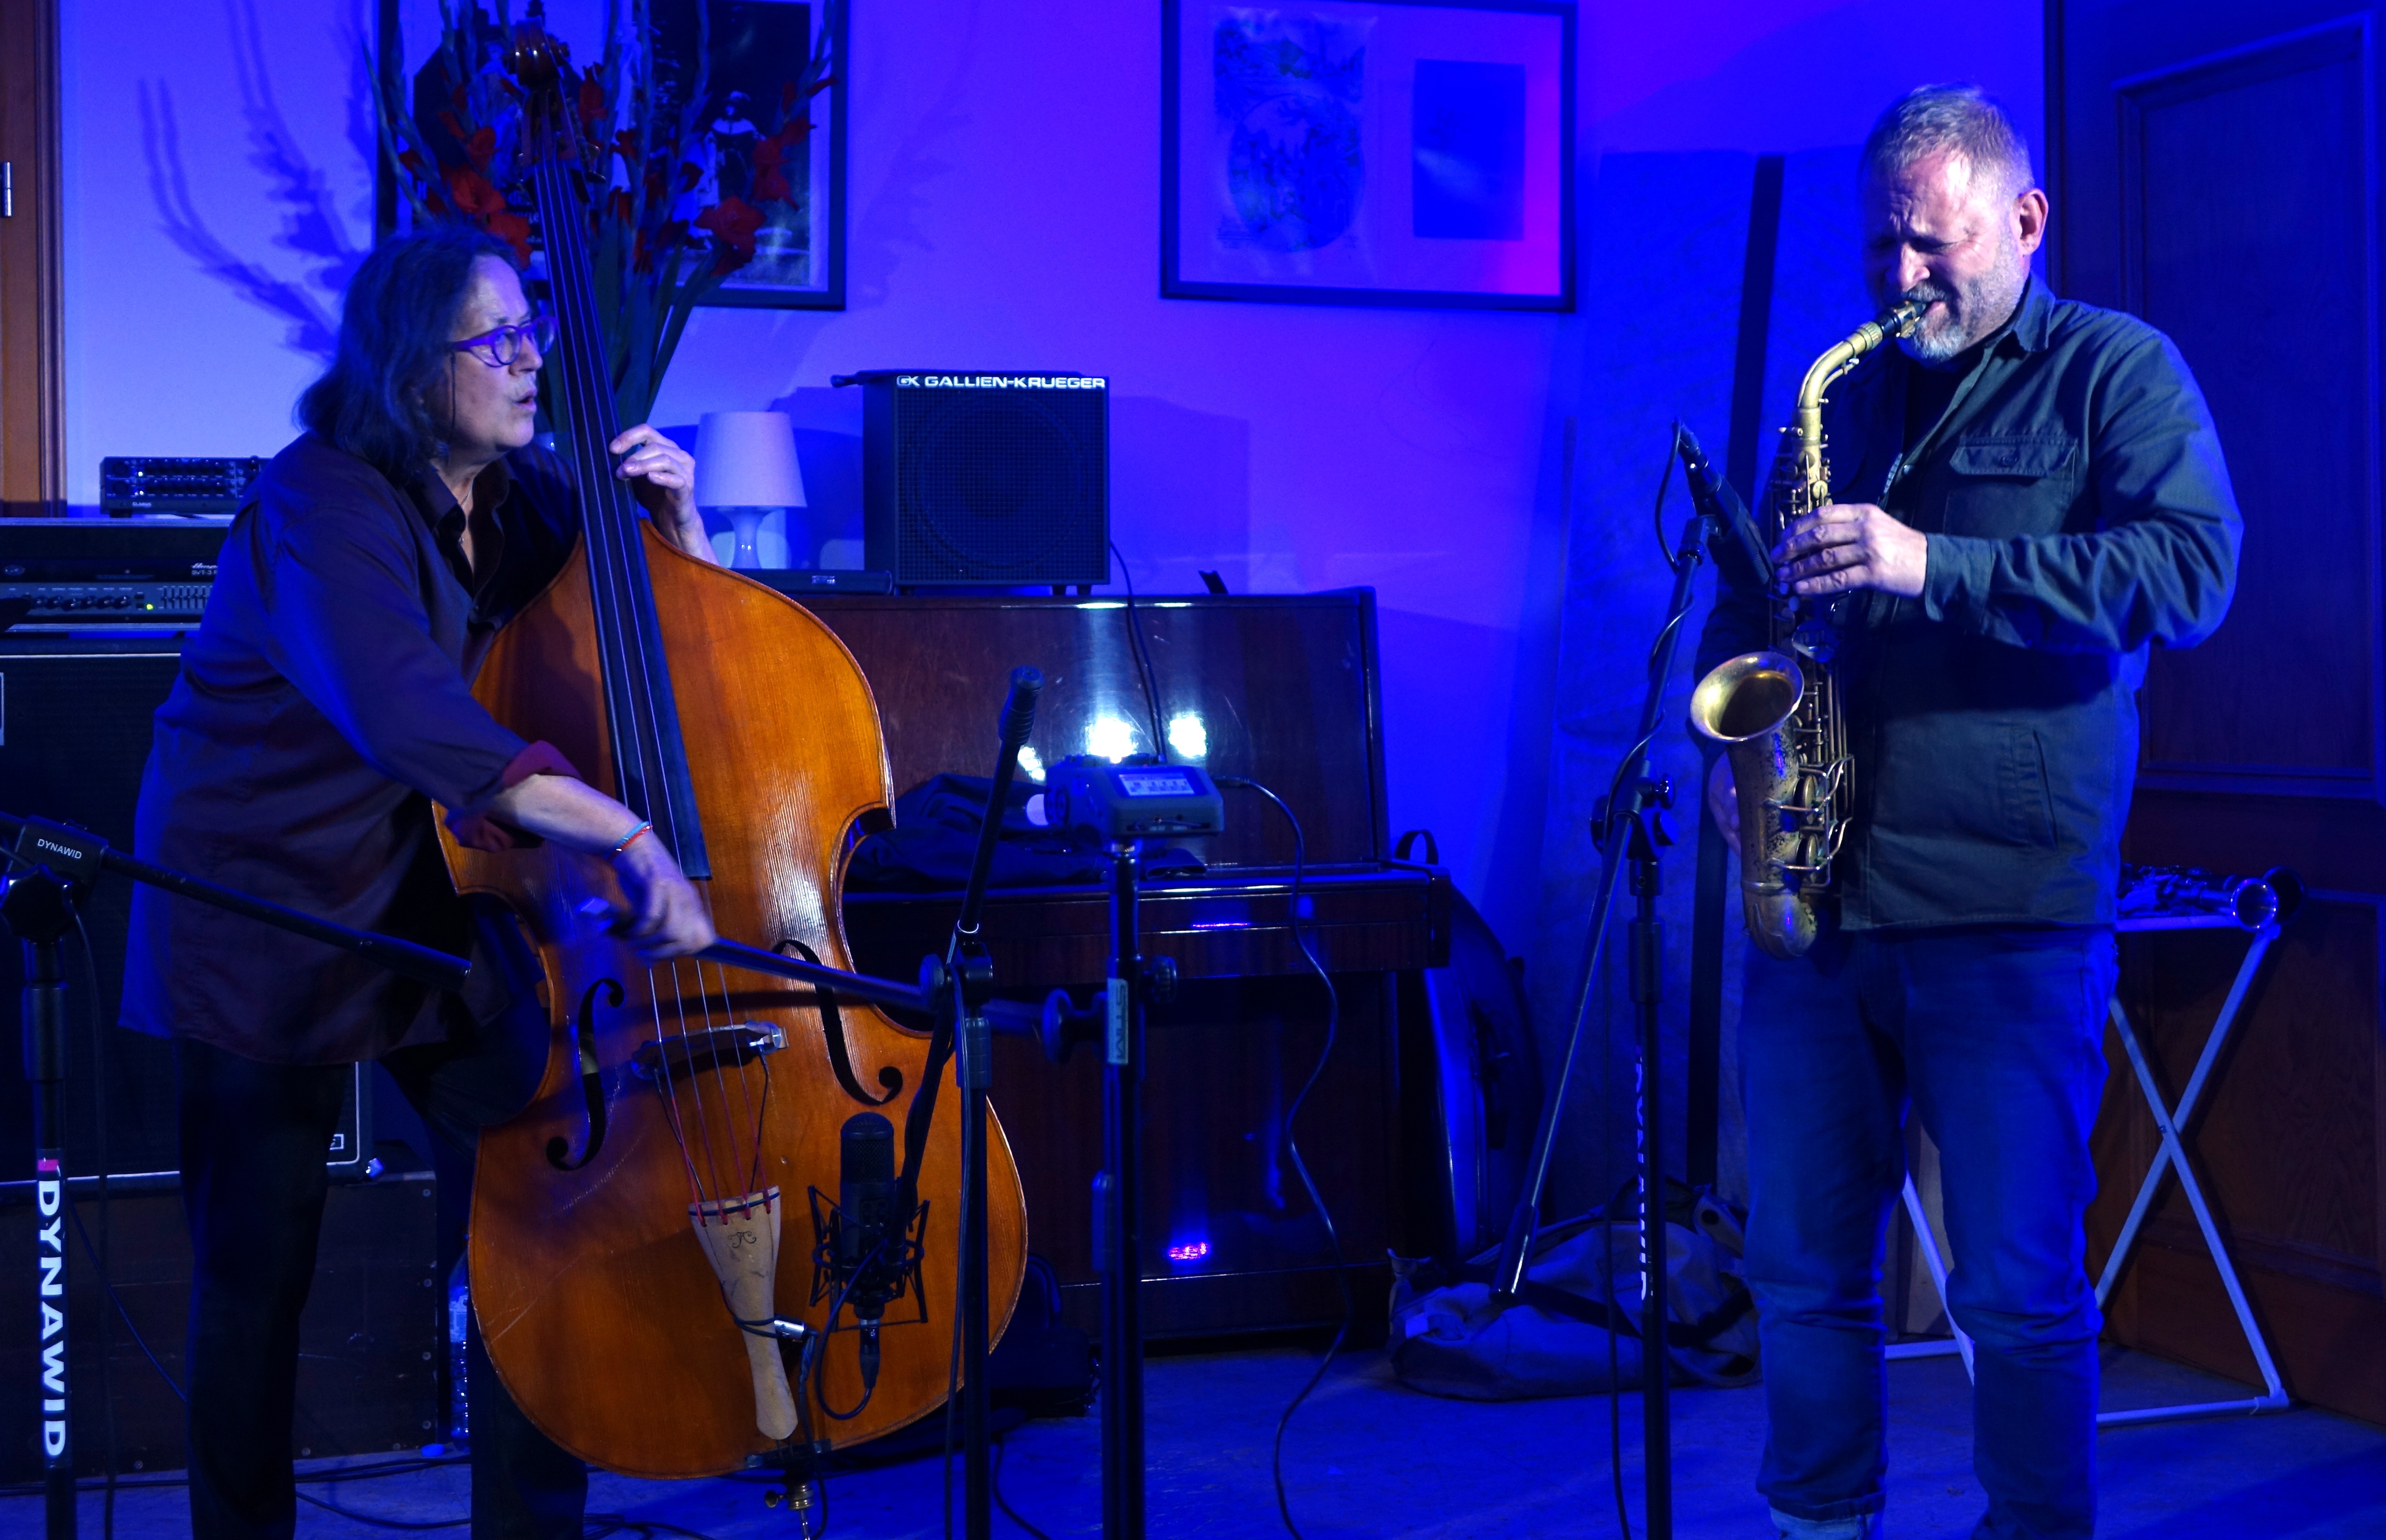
top-left (1697, 87), bottom-right (2241, 1540)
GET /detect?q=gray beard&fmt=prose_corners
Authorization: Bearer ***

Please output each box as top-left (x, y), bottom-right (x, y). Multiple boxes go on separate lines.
top-left (1896, 252), bottom-right (2028, 365)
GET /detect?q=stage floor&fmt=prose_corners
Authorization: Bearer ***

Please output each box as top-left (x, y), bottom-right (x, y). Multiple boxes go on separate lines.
top-left (8, 1345), bottom-right (2382, 1537)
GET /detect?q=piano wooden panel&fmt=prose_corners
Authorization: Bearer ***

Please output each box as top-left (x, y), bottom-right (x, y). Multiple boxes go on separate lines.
top-left (811, 591), bottom-right (1437, 1336)
top-left (806, 591), bottom-right (1390, 867)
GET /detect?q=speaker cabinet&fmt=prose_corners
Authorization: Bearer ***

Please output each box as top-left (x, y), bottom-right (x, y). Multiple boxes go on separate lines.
top-left (851, 370), bottom-right (1109, 586)
top-left (0, 638), bottom-right (370, 1191)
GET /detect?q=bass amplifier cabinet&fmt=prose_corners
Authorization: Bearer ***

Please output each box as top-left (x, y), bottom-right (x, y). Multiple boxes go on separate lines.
top-left (839, 370), bottom-right (1110, 587)
top-left (0, 1179), bottom-right (442, 1478)
top-left (0, 638), bottom-right (372, 1194)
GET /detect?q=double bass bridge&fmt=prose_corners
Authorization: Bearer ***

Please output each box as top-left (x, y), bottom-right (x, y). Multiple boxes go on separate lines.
top-left (630, 1021), bottom-right (789, 1083)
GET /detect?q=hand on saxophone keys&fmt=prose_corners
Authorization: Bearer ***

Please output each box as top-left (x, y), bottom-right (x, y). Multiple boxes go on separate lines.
top-left (1774, 502), bottom-right (1930, 599)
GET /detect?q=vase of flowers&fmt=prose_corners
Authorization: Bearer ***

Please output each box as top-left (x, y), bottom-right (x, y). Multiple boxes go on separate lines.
top-left (370, 0), bottom-right (836, 429)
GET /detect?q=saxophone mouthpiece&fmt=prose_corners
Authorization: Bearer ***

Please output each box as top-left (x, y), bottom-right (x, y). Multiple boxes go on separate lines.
top-left (1886, 292), bottom-right (1933, 336)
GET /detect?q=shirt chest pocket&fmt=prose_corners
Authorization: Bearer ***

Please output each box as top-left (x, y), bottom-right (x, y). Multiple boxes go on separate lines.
top-left (1937, 433), bottom-right (2080, 537)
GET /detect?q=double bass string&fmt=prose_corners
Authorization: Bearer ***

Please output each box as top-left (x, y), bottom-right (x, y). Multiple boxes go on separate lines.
top-left (531, 118), bottom-right (742, 1209)
top-left (539, 108), bottom-right (779, 1216)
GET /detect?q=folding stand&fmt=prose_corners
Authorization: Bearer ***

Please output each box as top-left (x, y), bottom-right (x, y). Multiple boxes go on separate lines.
top-left (1893, 893), bottom-right (2295, 1425)
top-left (2090, 908), bottom-right (2291, 1425)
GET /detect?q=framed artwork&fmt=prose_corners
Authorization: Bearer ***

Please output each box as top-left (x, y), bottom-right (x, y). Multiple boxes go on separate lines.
top-left (379, 0), bottom-right (846, 310)
top-left (1161, 0), bottom-right (1574, 310)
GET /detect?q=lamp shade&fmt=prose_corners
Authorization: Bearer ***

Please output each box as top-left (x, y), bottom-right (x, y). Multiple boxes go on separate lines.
top-left (694, 411), bottom-right (806, 508)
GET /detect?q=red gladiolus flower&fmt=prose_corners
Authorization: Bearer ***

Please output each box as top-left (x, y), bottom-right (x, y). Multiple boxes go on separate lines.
top-left (444, 165), bottom-right (508, 217)
top-left (753, 167), bottom-right (791, 203)
top-left (694, 196), bottom-right (763, 272)
top-left (486, 211), bottom-right (534, 264)
top-left (580, 79), bottom-right (607, 126)
top-left (465, 126), bottom-right (496, 169)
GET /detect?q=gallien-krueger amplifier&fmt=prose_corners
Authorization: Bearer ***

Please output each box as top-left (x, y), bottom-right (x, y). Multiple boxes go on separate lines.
top-left (835, 370), bottom-right (1109, 588)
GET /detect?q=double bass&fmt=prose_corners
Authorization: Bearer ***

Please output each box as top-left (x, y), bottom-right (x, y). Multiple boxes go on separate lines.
top-left (437, 14), bottom-right (1027, 1477)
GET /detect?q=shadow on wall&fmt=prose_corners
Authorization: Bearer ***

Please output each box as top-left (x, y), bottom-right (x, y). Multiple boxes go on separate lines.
top-left (846, 0), bottom-right (983, 309)
top-left (1370, 603), bottom-right (1545, 955)
top-left (1109, 397), bottom-right (1252, 592)
top-left (135, 0), bottom-right (367, 363)
top-left (755, 386), bottom-right (866, 557)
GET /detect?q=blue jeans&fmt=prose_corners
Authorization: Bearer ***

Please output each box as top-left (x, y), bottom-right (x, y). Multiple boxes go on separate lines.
top-left (1742, 926), bottom-right (2114, 1540)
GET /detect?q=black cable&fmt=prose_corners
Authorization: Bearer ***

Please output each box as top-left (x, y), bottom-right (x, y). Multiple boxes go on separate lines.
top-left (940, 1097), bottom-right (973, 1540)
top-left (70, 908), bottom-right (123, 1540)
top-left (1601, 985), bottom-right (1634, 1540)
top-left (783, 1331), bottom-right (830, 1539)
top-left (0, 1452), bottom-right (468, 1500)
top-left (1588, 428), bottom-right (1700, 1540)
top-left (1603, 433), bottom-right (1707, 828)
top-left (1652, 425), bottom-right (1682, 563)
top-left (1108, 540), bottom-right (1168, 761)
top-left (991, 1436), bottom-right (1053, 1540)
top-left (64, 1197), bottom-right (185, 1403)
top-left (294, 1486), bottom-right (470, 1530)
top-left (582, 1518), bottom-right (716, 1540)
top-left (1216, 776), bottom-right (1349, 1540)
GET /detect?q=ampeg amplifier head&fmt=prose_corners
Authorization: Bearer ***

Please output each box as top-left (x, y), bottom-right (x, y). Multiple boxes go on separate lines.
top-left (837, 371), bottom-right (1109, 587)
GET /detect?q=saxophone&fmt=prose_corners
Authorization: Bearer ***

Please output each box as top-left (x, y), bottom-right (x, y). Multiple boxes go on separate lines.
top-left (1690, 297), bottom-right (1928, 959)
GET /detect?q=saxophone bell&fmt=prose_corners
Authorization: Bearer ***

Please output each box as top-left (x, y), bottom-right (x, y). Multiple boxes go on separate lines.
top-left (1691, 652), bottom-right (1824, 961)
top-left (1691, 297), bottom-right (1919, 959)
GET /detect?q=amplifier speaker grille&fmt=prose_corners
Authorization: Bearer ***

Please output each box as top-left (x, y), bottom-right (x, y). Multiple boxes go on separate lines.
top-left (862, 374), bottom-right (1109, 586)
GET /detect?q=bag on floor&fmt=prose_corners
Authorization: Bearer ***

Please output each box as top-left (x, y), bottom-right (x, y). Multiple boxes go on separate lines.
top-left (1388, 1183), bottom-right (1759, 1400)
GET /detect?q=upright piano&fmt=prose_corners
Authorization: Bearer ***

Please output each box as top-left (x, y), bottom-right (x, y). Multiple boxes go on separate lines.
top-left (808, 590), bottom-right (1450, 1336)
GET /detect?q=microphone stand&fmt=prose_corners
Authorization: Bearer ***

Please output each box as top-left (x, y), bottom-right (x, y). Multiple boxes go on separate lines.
top-left (939, 666), bottom-right (1044, 1540)
top-left (1483, 444), bottom-right (1735, 1540)
top-left (1097, 835), bottom-right (1148, 1540)
top-left (0, 808), bottom-right (469, 1540)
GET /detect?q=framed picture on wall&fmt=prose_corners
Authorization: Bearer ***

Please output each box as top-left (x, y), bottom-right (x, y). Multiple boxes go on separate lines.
top-left (378, 0), bottom-right (846, 310)
top-left (1161, 0), bottom-right (1574, 310)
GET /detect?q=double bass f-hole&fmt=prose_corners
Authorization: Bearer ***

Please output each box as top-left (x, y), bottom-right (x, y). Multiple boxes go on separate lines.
top-left (776, 938), bottom-right (903, 1107)
top-left (547, 976), bottom-right (624, 1171)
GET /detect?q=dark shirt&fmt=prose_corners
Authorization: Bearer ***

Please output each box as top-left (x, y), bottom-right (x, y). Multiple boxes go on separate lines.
top-left (1696, 279), bottom-right (2242, 929)
top-left (121, 434), bottom-right (581, 1065)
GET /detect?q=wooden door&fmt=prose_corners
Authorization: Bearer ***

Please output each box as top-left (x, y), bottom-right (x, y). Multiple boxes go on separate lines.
top-left (2054, 0), bottom-right (2386, 1425)
top-left (0, 0), bottom-right (62, 513)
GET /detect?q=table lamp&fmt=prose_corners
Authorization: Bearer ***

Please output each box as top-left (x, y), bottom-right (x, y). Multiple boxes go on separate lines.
top-left (694, 411), bottom-right (806, 569)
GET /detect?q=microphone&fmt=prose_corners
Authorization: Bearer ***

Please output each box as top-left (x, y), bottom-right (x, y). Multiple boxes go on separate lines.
top-left (1673, 423), bottom-right (1776, 593)
top-left (838, 1112), bottom-right (899, 1389)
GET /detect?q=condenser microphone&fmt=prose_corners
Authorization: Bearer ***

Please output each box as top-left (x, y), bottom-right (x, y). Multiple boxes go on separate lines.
top-left (1674, 423), bottom-right (1776, 593)
top-left (839, 1112), bottom-right (899, 1389)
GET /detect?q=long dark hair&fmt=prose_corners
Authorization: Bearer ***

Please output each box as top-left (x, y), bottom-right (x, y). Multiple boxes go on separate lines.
top-left (298, 224), bottom-right (519, 482)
